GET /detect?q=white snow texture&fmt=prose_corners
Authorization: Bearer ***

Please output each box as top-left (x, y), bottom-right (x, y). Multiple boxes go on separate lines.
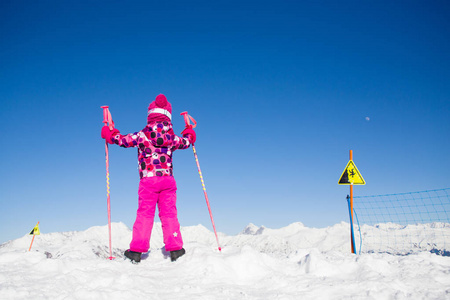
top-left (1, 222), bottom-right (449, 299)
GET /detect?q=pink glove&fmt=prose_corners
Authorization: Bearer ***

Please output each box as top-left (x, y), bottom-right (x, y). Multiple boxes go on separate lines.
top-left (181, 127), bottom-right (196, 145)
top-left (101, 126), bottom-right (120, 144)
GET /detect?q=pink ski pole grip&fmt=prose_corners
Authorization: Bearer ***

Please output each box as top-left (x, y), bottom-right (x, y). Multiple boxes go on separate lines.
top-left (101, 106), bottom-right (109, 125)
top-left (101, 106), bottom-right (115, 130)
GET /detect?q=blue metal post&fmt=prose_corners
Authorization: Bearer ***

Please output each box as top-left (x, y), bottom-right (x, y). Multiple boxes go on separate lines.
top-left (347, 195), bottom-right (357, 254)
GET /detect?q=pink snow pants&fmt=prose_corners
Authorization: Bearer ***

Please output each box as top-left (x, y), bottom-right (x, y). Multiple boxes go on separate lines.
top-left (130, 176), bottom-right (183, 253)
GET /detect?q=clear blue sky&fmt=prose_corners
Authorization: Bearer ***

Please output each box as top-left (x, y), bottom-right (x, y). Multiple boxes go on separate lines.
top-left (1, 0), bottom-right (449, 244)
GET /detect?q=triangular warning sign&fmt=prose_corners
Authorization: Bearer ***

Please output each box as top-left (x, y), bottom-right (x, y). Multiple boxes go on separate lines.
top-left (339, 160), bottom-right (365, 185)
top-left (29, 222), bottom-right (40, 235)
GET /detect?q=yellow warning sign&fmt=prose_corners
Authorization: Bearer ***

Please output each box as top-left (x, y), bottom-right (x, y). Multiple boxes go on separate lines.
top-left (338, 160), bottom-right (365, 185)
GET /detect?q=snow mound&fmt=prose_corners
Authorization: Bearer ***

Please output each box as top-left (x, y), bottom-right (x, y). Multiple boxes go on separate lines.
top-left (1, 222), bottom-right (449, 299)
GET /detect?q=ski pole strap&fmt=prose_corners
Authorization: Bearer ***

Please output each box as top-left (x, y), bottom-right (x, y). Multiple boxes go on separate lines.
top-left (180, 111), bottom-right (197, 129)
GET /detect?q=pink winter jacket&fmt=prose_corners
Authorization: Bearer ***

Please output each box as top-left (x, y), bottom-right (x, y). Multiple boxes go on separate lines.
top-left (111, 120), bottom-right (192, 178)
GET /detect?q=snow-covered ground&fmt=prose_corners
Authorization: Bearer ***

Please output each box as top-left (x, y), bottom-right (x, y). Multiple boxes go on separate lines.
top-left (1, 222), bottom-right (449, 299)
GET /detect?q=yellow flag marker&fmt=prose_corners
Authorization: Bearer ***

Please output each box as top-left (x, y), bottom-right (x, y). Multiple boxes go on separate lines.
top-left (28, 222), bottom-right (40, 251)
top-left (29, 222), bottom-right (40, 235)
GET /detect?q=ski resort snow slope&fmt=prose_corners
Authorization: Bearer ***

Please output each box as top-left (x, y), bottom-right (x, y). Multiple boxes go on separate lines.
top-left (1, 222), bottom-right (449, 299)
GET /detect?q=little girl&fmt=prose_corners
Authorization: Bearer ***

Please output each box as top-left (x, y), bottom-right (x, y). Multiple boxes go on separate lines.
top-left (101, 94), bottom-right (196, 263)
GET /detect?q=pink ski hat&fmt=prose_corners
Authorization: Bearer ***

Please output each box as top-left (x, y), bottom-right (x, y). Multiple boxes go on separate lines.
top-left (147, 94), bottom-right (172, 123)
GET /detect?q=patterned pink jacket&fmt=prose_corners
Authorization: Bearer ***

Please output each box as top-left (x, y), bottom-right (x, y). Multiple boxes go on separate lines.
top-left (111, 120), bottom-right (192, 178)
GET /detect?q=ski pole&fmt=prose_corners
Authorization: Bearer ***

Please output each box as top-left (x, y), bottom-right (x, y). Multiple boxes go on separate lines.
top-left (180, 112), bottom-right (222, 252)
top-left (101, 105), bottom-right (115, 260)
